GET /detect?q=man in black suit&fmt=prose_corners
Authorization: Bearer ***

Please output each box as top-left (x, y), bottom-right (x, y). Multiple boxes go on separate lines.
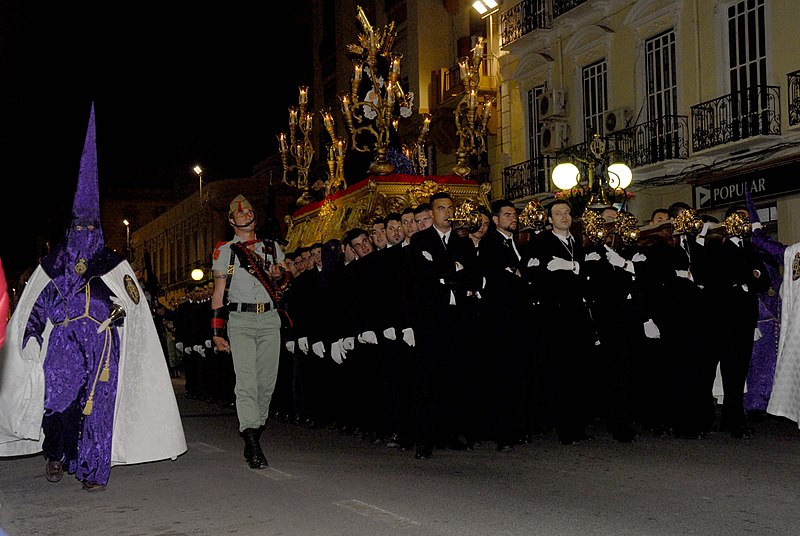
top-left (529, 199), bottom-right (596, 445)
top-left (476, 199), bottom-right (530, 451)
top-left (703, 205), bottom-right (769, 438)
top-left (407, 191), bottom-right (479, 459)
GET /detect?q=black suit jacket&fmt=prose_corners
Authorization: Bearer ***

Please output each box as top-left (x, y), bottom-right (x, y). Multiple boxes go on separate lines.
top-left (478, 229), bottom-right (528, 323)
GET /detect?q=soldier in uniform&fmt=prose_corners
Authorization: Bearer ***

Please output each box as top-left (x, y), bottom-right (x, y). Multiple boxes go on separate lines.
top-left (210, 195), bottom-right (290, 469)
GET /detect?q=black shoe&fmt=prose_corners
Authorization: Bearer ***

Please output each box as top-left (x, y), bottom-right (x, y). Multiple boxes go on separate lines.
top-left (496, 443), bottom-right (514, 453)
top-left (45, 458), bottom-right (64, 483)
top-left (414, 445), bottom-right (433, 459)
top-left (730, 427), bottom-right (752, 439)
top-left (447, 439), bottom-right (468, 451)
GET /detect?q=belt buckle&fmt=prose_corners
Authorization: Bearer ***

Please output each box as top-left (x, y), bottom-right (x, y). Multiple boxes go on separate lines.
top-left (256, 303), bottom-right (265, 314)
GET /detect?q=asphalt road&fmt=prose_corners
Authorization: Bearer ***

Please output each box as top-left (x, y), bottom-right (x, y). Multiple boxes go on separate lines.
top-left (2, 379), bottom-right (800, 536)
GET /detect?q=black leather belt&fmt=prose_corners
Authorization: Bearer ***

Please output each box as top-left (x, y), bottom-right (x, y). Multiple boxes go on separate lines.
top-left (228, 302), bottom-right (271, 313)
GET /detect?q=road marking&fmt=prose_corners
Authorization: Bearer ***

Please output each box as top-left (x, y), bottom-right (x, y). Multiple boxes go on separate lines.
top-left (187, 442), bottom-right (226, 453)
top-left (335, 499), bottom-right (420, 527)
top-left (255, 467), bottom-right (295, 480)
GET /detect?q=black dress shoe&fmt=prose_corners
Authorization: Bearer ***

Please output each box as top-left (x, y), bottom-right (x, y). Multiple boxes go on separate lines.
top-left (414, 445), bottom-right (433, 459)
top-left (447, 439), bottom-right (468, 451)
top-left (496, 443), bottom-right (514, 453)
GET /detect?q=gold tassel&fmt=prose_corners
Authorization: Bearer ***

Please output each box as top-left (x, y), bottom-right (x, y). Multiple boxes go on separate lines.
top-left (100, 363), bottom-right (110, 382)
top-left (83, 397), bottom-right (94, 416)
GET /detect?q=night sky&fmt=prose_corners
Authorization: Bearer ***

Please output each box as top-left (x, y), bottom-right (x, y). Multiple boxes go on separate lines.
top-left (0, 1), bottom-right (311, 283)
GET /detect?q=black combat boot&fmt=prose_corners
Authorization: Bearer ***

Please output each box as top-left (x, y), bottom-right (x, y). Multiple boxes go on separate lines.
top-left (241, 428), bottom-right (268, 469)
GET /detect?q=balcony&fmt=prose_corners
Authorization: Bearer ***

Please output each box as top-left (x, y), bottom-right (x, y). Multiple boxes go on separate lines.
top-left (552, 0), bottom-right (589, 19)
top-left (502, 155), bottom-right (555, 201)
top-left (691, 85), bottom-right (781, 152)
top-left (500, 0), bottom-right (551, 48)
top-left (611, 115), bottom-right (690, 168)
top-left (432, 56), bottom-right (497, 108)
top-left (789, 70), bottom-right (800, 127)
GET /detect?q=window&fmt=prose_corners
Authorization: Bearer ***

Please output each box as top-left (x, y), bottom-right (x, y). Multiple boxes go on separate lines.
top-left (727, 0), bottom-right (768, 137)
top-left (645, 29), bottom-right (679, 158)
top-left (582, 60), bottom-right (608, 139)
top-left (527, 85), bottom-right (546, 158)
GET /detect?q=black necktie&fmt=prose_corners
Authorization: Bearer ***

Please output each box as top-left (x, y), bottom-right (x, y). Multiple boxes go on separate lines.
top-left (442, 234), bottom-right (448, 249)
top-left (505, 237), bottom-right (513, 248)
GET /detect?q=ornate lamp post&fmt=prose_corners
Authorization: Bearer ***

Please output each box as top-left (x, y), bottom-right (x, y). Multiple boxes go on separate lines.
top-left (452, 37), bottom-right (493, 177)
top-left (551, 134), bottom-right (633, 214)
top-left (340, 6), bottom-right (412, 176)
top-left (279, 86), bottom-right (317, 207)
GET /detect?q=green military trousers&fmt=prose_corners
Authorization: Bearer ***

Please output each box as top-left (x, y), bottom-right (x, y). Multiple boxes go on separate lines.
top-left (227, 309), bottom-right (282, 431)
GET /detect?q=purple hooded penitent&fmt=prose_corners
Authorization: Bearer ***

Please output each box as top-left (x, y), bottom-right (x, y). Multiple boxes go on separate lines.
top-left (24, 103), bottom-right (125, 486)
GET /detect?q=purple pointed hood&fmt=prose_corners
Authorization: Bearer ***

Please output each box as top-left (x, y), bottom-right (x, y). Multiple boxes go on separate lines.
top-left (41, 103), bottom-right (123, 289)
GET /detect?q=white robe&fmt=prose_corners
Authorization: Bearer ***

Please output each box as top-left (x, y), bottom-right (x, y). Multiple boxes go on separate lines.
top-left (0, 261), bottom-right (187, 465)
top-left (766, 242), bottom-right (800, 426)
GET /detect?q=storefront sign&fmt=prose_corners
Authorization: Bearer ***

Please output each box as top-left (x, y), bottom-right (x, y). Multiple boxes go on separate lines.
top-left (693, 161), bottom-right (800, 208)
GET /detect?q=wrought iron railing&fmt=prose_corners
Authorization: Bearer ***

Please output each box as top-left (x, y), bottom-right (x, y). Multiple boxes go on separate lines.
top-left (502, 155), bottom-right (555, 200)
top-left (610, 115), bottom-right (689, 168)
top-left (552, 0), bottom-right (589, 18)
top-left (690, 85), bottom-right (781, 152)
top-left (500, 0), bottom-right (551, 48)
top-left (788, 70), bottom-right (800, 126)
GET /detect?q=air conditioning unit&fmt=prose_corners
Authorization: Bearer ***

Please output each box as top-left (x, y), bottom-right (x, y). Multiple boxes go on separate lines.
top-left (537, 89), bottom-right (568, 120)
top-left (541, 121), bottom-right (569, 153)
top-left (604, 107), bottom-right (633, 134)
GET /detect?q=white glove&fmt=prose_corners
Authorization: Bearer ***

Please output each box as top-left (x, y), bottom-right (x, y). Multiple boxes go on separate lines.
top-left (585, 252), bottom-right (601, 262)
top-left (754, 327), bottom-right (763, 341)
top-left (675, 270), bottom-right (692, 280)
top-left (402, 327), bottom-right (415, 347)
top-left (358, 331), bottom-right (378, 344)
top-left (285, 340), bottom-right (296, 354)
top-left (383, 327), bottom-right (397, 340)
top-left (196, 347), bottom-right (206, 358)
top-left (175, 342), bottom-right (184, 353)
top-left (312, 341), bottom-right (325, 358)
top-left (330, 340), bottom-right (344, 364)
top-left (643, 319), bottom-right (661, 339)
top-left (422, 251), bottom-right (433, 261)
top-left (527, 257), bottom-right (540, 267)
top-left (193, 344), bottom-right (203, 353)
top-left (695, 222), bottom-right (714, 246)
top-left (454, 261), bottom-right (464, 272)
top-left (298, 337), bottom-right (309, 354)
top-left (184, 346), bottom-right (192, 355)
top-left (752, 222), bottom-right (763, 231)
top-left (604, 245), bottom-right (625, 268)
top-left (547, 257), bottom-right (574, 272)
top-left (205, 340), bottom-right (212, 348)
top-left (343, 337), bottom-right (355, 351)
top-left (632, 253), bottom-right (647, 262)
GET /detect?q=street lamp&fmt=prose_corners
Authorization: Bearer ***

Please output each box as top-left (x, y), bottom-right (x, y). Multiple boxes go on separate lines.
top-left (122, 219), bottom-right (131, 259)
top-left (472, 0), bottom-right (500, 17)
top-left (190, 268), bottom-right (205, 281)
top-left (193, 165), bottom-right (204, 204)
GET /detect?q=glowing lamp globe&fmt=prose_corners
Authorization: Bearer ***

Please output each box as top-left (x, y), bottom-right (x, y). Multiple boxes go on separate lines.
top-left (191, 268), bottom-right (205, 281)
top-left (607, 162), bottom-right (632, 189)
top-left (552, 162), bottom-right (580, 190)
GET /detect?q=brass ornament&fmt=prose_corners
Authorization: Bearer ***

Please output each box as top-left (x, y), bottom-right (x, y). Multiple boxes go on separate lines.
top-left (74, 258), bottom-right (88, 275)
top-left (124, 274), bottom-right (141, 304)
top-left (519, 199), bottom-right (548, 231)
top-left (723, 211), bottom-right (752, 239)
top-left (792, 251), bottom-right (800, 282)
top-left (615, 211), bottom-right (640, 245)
top-left (673, 208), bottom-right (704, 235)
top-left (450, 198), bottom-right (483, 233)
top-left (581, 209), bottom-right (608, 245)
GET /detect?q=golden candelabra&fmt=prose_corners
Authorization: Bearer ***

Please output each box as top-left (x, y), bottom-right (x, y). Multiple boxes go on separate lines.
top-left (340, 6), bottom-right (412, 176)
top-left (320, 110), bottom-right (348, 197)
top-left (279, 86), bottom-right (317, 207)
top-left (403, 114), bottom-right (431, 175)
top-left (452, 37), bottom-right (493, 177)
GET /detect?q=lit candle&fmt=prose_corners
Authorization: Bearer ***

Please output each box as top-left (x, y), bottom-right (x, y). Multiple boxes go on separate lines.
top-left (299, 86), bottom-right (308, 105)
top-left (459, 59), bottom-right (469, 81)
top-left (289, 107), bottom-right (298, 127)
top-left (354, 63), bottom-right (363, 81)
top-left (422, 114), bottom-right (431, 135)
top-left (279, 133), bottom-right (287, 153)
top-left (322, 111), bottom-right (334, 135)
top-left (392, 54), bottom-right (402, 76)
top-left (304, 113), bottom-right (313, 131)
top-left (469, 89), bottom-right (477, 110)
